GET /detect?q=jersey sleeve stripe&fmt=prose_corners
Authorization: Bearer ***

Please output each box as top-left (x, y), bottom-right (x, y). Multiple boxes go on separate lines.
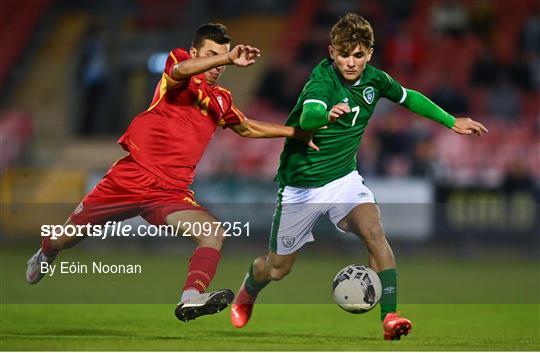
top-left (170, 51), bottom-right (179, 64)
top-left (146, 76), bottom-right (168, 111)
top-left (398, 86), bottom-right (407, 104)
top-left (216, 86), bottom-right (232, 95)
top-left (303, 99), bottom-right (328, 110)
top-left (146, 72), bottom-right (183, 111)
top-left (164, 72), bottom-right (182, 85)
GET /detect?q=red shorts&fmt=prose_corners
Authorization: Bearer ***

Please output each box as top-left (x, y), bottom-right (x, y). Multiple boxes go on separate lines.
top-left (69, 155), bottom-right (205, 226)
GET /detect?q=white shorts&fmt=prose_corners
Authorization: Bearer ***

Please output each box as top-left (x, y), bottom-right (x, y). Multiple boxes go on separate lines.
top-left (269, 171), bottom-right (376, 255)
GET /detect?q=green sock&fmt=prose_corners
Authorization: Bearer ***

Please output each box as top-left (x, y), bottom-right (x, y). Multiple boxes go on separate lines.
top-left (244, 264), bottom-right (270, 296)
top-left (378, 268), bottom-right (397, 321)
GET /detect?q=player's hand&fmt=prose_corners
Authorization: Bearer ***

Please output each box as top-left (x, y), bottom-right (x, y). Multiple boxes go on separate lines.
top-left (294, 128), bottom-right (319, 151)
top-left (328, 103), bottom-right (351, 123)
top-left (452, 118), bottom-right (488, 136)
top-left (227, 44), bottom-right (261, 67)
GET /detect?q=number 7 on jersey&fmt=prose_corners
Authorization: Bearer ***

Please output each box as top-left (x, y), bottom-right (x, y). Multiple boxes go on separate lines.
top-left (351, 106), bottom-right (360, 126)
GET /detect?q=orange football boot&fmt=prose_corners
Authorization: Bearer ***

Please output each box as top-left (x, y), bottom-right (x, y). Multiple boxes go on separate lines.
top-left (230, 278), bottom-right (256, 328)
top-left (383, 312), bottom-right (412, 340)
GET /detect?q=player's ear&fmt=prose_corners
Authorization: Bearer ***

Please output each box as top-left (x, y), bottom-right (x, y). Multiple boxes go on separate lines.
top-left (189, 47), bottom-right (197, 59)
top-left (366, 47), bottom-right (374, 62)
top-left (328, 45), bottom-right (335, 60)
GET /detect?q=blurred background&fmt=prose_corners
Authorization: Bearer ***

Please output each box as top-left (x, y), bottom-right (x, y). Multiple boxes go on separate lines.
top-left (0, 0), bottom-right (538, 304)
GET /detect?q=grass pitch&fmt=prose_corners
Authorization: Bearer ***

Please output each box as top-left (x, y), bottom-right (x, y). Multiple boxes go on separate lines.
top-left (1, 304), bottom-right (539, 350)
top-left (1, 245), bottom-right (538, 350)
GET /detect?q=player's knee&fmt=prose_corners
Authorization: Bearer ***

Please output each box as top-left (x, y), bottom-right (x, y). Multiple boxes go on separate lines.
top-left (269, 266), bottom-right (290, 281)
top-left (253, 256), bottom-right (267, 274)
top-left (213, 230), bottom-right (227, 246)
top-left (197, 231), bottom-right (226, 248)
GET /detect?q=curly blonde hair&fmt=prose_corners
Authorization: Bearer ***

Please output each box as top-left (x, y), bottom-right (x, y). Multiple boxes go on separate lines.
top-left (330, 13), bottom-right (374, 53)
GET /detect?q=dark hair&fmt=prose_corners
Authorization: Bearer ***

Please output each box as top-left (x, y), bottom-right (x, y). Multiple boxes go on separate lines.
top-left (192, 23), bottom-right (231, 49)
top-left (330, 13), bottom-right (374, 53)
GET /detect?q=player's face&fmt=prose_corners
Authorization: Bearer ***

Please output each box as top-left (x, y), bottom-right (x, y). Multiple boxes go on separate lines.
top-left (190, 39), bottom-right (230, 84)
top-left (328, 44), bottom-right (373, 83)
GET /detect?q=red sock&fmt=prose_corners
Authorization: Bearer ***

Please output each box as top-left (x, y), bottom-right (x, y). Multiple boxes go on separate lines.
top-left (41, 237), bottom-right (58, 257)
top-left (182, 247), bottom-right (221, 293)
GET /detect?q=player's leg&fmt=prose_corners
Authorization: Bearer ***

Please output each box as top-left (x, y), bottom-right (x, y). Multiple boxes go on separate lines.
top-left (231, 186), bottom-right (321, 328)
top-left (238, 250), bottom-right (298, 302)
top-left (337, 203), bottom-right (411, 340)
top-left (338, 203), bottom-right (395, 271)
top-left (231, 250), bottom-right (297, 328)
top-left (230, 186), bottom-right (324, 328)
top-left (26, 218), bottom-right (83, 284)
top-left (163, 209), bottom-right (234, 322)
top-left (324, 172), bottom-right (411, 340)
top-left (253, 249), bottom-right (298, 284)
top-left (48, 219), bottom-right (88, 250)
top-left (26, 210), bottom-right (138, 284)
top-left (26, 155), bottom-right (144, 284)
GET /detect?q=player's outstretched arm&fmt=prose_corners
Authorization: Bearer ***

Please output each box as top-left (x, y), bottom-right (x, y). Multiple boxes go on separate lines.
top-left (229, 118), bottom-right (319, 150)
top-left (401, 88), bottom-right (487, 136)
top-left (300, 102), bottom-right (350, 130)
top-left (172, 44), bottom-right (261, 81)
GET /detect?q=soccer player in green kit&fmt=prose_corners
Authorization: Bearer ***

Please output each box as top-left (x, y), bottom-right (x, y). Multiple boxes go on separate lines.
top-left (230, 13), bottom-right (487, 340)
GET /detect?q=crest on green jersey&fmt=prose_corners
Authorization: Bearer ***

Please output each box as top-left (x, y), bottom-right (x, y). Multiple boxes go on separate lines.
top-left (363, 87), bottom-right (375, 104)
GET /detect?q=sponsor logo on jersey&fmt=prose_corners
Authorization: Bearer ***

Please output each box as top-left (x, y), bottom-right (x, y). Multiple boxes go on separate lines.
top-left (74, 202), bottom-right (84, 215)
top-left (357, 192), bottom-right (369, 198)
top-left (282, 236), bottom-right (295, 248)
top-left (363, 87), bottom-right (375, 104)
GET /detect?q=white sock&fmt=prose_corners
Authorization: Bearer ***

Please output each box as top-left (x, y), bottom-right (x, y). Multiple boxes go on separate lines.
top-left (180, 289), bottom-right (200, 302)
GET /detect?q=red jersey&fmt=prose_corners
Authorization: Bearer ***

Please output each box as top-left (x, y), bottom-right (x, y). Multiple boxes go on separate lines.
top-left (118, 48), bottom-right (245, 189)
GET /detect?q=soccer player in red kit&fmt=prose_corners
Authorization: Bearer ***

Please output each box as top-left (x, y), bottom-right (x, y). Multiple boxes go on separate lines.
top-left (25, 23), bottom-right (316, 322)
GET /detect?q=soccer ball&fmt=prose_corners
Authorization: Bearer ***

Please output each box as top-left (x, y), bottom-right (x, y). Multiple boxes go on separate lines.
top-left (332, 264), bottom-right (382, 314)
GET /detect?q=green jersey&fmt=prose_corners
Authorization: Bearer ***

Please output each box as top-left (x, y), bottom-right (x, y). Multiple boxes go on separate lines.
top-left (276, 59), bottom-right (406, 187)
